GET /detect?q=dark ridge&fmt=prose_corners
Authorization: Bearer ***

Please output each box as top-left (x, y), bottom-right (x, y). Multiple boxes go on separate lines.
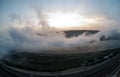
top-left (64, 30), bottom-right (99, 37)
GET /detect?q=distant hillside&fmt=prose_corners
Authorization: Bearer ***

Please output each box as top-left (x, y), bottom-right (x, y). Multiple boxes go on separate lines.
top-left (64, 30), bottom-right (99, 37)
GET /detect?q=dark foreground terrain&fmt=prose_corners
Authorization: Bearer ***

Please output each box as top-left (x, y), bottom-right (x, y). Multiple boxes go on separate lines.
top-left (2, 48), bottom-right (120, 72)
top-left (0, 48), bottom-right (120, 77)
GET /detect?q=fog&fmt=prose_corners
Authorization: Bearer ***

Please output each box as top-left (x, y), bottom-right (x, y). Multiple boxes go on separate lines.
top-left (0, 9), bottom-right (120, 59)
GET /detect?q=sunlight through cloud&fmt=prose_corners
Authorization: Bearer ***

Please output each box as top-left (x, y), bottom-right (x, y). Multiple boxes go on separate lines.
top-left (47, 13), bottom-right (97, 29)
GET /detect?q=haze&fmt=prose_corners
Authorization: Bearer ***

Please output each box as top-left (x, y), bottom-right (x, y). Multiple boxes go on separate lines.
top-left (0, 0), bottom-right (120, 58)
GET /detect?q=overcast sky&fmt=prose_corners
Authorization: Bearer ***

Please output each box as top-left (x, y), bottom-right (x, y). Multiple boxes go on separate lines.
top-left (0, 0), bottom-right (120, 30)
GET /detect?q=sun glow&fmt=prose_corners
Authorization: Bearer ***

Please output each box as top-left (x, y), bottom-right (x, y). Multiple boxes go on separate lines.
top-left (47, 13), bottom-right (96, 28)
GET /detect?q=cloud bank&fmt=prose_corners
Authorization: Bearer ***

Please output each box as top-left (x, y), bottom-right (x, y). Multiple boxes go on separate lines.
top-left (0, 9), bottom-right (120, 59)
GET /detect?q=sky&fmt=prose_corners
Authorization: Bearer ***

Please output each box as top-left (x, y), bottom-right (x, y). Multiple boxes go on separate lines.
top-left (0, 0), bottom-right (120, 30)
top-left (0, 0), bottom-right (120, 57)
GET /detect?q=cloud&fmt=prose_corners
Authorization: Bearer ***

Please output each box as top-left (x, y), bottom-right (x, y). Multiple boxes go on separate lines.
top-left (0, 9), bottom-right (120, 59)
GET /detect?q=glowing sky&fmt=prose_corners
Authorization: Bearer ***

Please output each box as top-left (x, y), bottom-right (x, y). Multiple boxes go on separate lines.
top-left (0, 0), bottom-right (120, 30)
